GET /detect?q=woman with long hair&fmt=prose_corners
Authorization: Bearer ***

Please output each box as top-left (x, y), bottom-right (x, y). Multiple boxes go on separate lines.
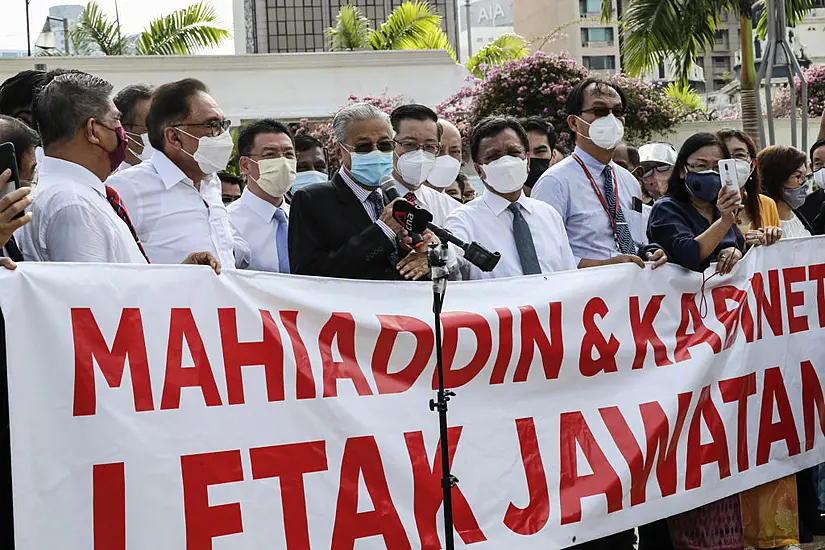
top-left (647, 133), bottom-right (745, 549)
top-left (715, 130), bottom-right (798, 550)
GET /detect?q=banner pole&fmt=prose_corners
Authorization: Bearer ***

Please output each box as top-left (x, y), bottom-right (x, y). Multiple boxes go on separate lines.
top-left (428, 241), bottom-right (457, 550)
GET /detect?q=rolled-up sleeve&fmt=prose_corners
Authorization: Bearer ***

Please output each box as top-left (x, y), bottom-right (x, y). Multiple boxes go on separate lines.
top-left (647, 199), bottom-right (702, 271)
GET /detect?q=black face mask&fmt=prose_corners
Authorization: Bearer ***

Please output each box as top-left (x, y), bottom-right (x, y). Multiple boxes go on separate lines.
top-left (525, 157), bottom-right (552, 188)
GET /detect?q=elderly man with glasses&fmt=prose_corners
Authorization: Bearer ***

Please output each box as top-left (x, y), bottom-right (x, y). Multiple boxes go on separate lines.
top-left (106, 78), bottom-right (248, 268)
top-left (288, 102), bottom-right (438, 280)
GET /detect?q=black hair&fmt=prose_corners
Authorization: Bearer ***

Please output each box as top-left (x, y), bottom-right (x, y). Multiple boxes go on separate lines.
top-left (237, 119), bottom-right (294, 158)
top-left (522, 116), bottom-right (557, 151)
top-left (469, 116), bottom-right (530, 163)
top-left (34, 72), bottom-right (114, 148)
top-left (455, 171), bottom-right (468, 194)
top-left (218, 171), bottom-right (244, 187)
top-left (0, 70), bottom-right (46, 122)
top-left (810, 137), bottom-right (825, 160)
top-left (666, 132), bottom-right (731, 202)
top-left (145, 78), bottom-right (209, 151)
top-left (390, 103), bottom-right (438, 134)
top-left (0, 115), bottom-right (40, 168)
top-left (294, 133), bottom-right (323, 153)
top-left (566, 76), bottom-right (627, 116)
top-left (113, 84), bottom-right (154, 127)
top-left (626, 145), bottom-right (640, 167)
top-left (758, 145), bottom-right (808, 203)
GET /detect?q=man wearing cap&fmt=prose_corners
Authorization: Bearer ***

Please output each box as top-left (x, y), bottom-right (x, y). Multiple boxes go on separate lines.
top-left (638, 142), bottom-right (677, 203)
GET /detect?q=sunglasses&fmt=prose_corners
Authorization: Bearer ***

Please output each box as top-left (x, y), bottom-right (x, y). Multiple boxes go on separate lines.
top-left (580, 107), bottom-right (626, 118)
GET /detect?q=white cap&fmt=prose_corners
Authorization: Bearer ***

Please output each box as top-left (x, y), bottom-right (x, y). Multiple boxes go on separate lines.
top-left (639, 142), bottom-right (677, 166)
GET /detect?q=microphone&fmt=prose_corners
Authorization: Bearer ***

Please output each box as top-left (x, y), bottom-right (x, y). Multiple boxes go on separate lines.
top-left (380, 176), bottom-right (425, 249)
top-left (391, 202), bottom-right (501, 272)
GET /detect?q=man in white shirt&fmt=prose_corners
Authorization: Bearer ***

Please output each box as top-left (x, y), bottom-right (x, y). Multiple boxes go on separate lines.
top-left (22, 72), bottom-right (218, 271)
top-left (229, 119), bottom-right (295, 273)
top-left (113, 83), bottom-right (154, 169)
top-left (445, 116), bottom-right (577, 280)
top-left (388, 104), bottom-right (460, 226)
top-left (532, 77), bottom-right (667, 270)
top-left (106, 78), bottom-right (247, 268)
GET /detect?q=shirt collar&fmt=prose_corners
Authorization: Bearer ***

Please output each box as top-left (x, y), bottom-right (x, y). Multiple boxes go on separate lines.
top-left (238, 187), bottom-right (280, 222)
top-left (482, 188), bottom-right (530, 216)
top-left (574, 145), bottom-right (613, 173)
top-left (150, 150), bottom-right (192, 190)
top-left (39, 155), bottom-right (106, 196)
top-left (340, 166), bottom-right (377, 204)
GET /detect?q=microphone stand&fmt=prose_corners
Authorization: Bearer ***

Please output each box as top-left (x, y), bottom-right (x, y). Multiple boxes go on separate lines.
top-left (428, 240), bottom-right (457, 550)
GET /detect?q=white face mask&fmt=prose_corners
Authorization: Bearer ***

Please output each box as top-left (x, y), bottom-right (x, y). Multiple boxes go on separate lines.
top-left (734, 159), bottom-right (753, 189)
top-left (396, 149), bottom-right (437, 187)
top-left (577, 114), bottom-right (625, 150)
top-left (140, 133), bottom-right (154, 161)
top-left (248, 157), bottom-right (296, 198)
top-left (177, 128), bottom-right (234, 174)
top-left (814, 168), bottom-right (825, 189)
top-left (481, 155), bottom-right (528, 194)
top-left (427, 155), bottom-right (461, 188)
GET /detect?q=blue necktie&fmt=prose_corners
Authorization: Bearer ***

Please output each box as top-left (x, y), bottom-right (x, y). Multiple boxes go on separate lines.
top-left (508, 202), bottom-right (541, 275)
top-left (602, 166), bottom-right (636, 255)
top-left (273, 208), bottom-right (290, 273)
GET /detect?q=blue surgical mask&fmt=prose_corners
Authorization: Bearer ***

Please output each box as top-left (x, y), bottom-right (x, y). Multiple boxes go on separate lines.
top-left (348, 150), bottom-right (393, 187)
top-left (685, 170), bottom-right (722, 203)
top-left (293, 170), bottom-right (328, 190)
top-left (783, 180), bottom-right (810, 209)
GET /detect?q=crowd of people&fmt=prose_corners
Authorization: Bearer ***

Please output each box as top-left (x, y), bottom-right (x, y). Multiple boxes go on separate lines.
top-left (0, 66), bottom-right (824, 549)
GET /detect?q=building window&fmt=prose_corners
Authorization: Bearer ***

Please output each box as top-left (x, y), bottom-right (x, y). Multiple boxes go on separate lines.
top-left (712, 56), bottom-right (731, 71)
top-left (579, 0), bottom-right (602, 16)
top-left (696, 56), bottom-right (704, 67)
top-left (582, 55), bottom-right (616, 71)
top-left (713, 78), bottom-right (727, 90)
top-left (581, 27), bottom-right (615, 47)
top-left (714, 29), bottom-right (729, 47)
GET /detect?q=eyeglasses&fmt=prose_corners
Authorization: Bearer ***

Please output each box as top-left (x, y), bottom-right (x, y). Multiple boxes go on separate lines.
top-left (174, 119), bottom-right (231, 137)
top-left (643, 165), bottom-right (672, 178)
top-left (790, 170), bottom-right (813, 182)
top-left (393, 139), bottom-right (440, 156)
top-left (685, 161), bottom-right (717, 173)
top-left (731, 152), bottom-right (751, 162)
top-left (580, 107), bottom-right (626, 118)
top-left (342, 141), bottom-right (394, 154)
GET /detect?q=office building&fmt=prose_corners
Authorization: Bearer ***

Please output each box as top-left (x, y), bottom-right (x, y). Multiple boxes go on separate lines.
top-left (513, 0), bottom-right (623, 74)
top-left (458, 0), bottom-right (515, 62)
top-left (34, 5), bottom-right (84, 56)
top-left (236, 0), bottom-right (458, 55)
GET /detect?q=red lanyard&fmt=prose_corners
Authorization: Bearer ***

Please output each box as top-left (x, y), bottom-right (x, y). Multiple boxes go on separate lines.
top-left (572, 153), bottom-right (621, 247)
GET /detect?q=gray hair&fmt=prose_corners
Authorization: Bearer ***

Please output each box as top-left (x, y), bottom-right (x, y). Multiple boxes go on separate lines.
top-left (332, 102), bottom-right (390, 144)
top-left (34, 72), bottom-right (114, 148)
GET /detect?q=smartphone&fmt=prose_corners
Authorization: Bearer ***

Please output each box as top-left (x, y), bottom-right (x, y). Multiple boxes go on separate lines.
top-left (718, 159), bottom-right (741, 201)
top-left (0, 141), bottom-right (21, 204)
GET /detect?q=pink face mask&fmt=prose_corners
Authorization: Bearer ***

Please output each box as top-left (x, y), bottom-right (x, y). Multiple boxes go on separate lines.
top-left (97, 122), bottom-right (129, 171)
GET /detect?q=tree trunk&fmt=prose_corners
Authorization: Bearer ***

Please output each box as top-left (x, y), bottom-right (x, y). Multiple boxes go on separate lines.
top-left (738, 2), bottom-right (760, 145)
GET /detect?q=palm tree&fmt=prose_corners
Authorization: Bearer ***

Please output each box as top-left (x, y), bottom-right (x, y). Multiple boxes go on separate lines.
top-left (326, 2), bottom-right (525, 69)
top-left (72, 0), bottom-right (229, 56)
top-left (602, 0), bottom-right (812, 144)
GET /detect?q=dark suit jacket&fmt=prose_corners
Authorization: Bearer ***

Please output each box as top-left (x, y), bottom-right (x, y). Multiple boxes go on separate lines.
top-left (288, 173), bottom-right (402, 280)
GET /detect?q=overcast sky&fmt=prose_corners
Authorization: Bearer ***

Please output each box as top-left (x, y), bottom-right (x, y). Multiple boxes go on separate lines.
top-left (0, 0), bottom-right (235, 54)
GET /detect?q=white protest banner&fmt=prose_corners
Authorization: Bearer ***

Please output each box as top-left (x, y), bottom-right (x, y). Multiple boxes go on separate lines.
top-left (1, 237), bottom-right (825, 549)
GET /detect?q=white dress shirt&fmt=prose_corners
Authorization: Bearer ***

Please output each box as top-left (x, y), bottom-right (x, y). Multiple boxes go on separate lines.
top-left (444, 189), bottom-right (577, 280)
top-left (228, 188), bottom-right (290, 272)
top-left (22, 156), bottom-right (147, 264)
top-left (106, 150), bottom-right (247, 268)
top-left (532, 146), bottom-right (648, 263)
top-left (400, 183), bottom-right (461, 225)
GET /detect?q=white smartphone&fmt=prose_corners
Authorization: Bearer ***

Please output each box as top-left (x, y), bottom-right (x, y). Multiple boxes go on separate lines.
top-left (718, 159), bottom-right (741, 201)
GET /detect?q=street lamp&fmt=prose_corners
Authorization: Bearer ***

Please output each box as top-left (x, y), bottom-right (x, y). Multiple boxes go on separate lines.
top-left (34, 16), bottom-right (71, 56)
top-left (25, 0), bottom-right (31, 57)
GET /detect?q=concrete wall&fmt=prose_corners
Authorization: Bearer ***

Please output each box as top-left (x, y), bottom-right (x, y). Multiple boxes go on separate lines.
top-left (0, 50), bottom-right (469, 123)
top-left (650, 118), bottom-right (822, 153)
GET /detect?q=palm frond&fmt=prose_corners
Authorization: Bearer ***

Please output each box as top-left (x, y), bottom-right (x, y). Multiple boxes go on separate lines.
top-left (325, 4), bottom-right (372, 51)
top-left (755, 0), bottom-right (814, 39)
top-left (136, 0), bottom-right (229, 56)
top-left (369, 1), bottom-right (441, 50)
top-left (406, 24), bottom-right (456, 60)
top-left (465, 33), bottom-right (529, 77)
top-left (664, 81), bottom-right (705, 114)
top-left (71, 0), bottom-right (128, 55)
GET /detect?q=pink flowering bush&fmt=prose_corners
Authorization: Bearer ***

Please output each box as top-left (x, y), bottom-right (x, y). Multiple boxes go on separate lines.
top-left (296, 92), bottom-right (404, 150)
top-left (438, 51), bottom-right (683, 150)
top-left (772, 64), bottom-right (825, 118)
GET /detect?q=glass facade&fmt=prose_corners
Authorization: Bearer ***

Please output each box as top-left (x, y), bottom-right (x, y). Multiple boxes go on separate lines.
top-left (582, 55), bottom-right (616, 71)
top-left (260, 0), bottom-right (456, 53)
